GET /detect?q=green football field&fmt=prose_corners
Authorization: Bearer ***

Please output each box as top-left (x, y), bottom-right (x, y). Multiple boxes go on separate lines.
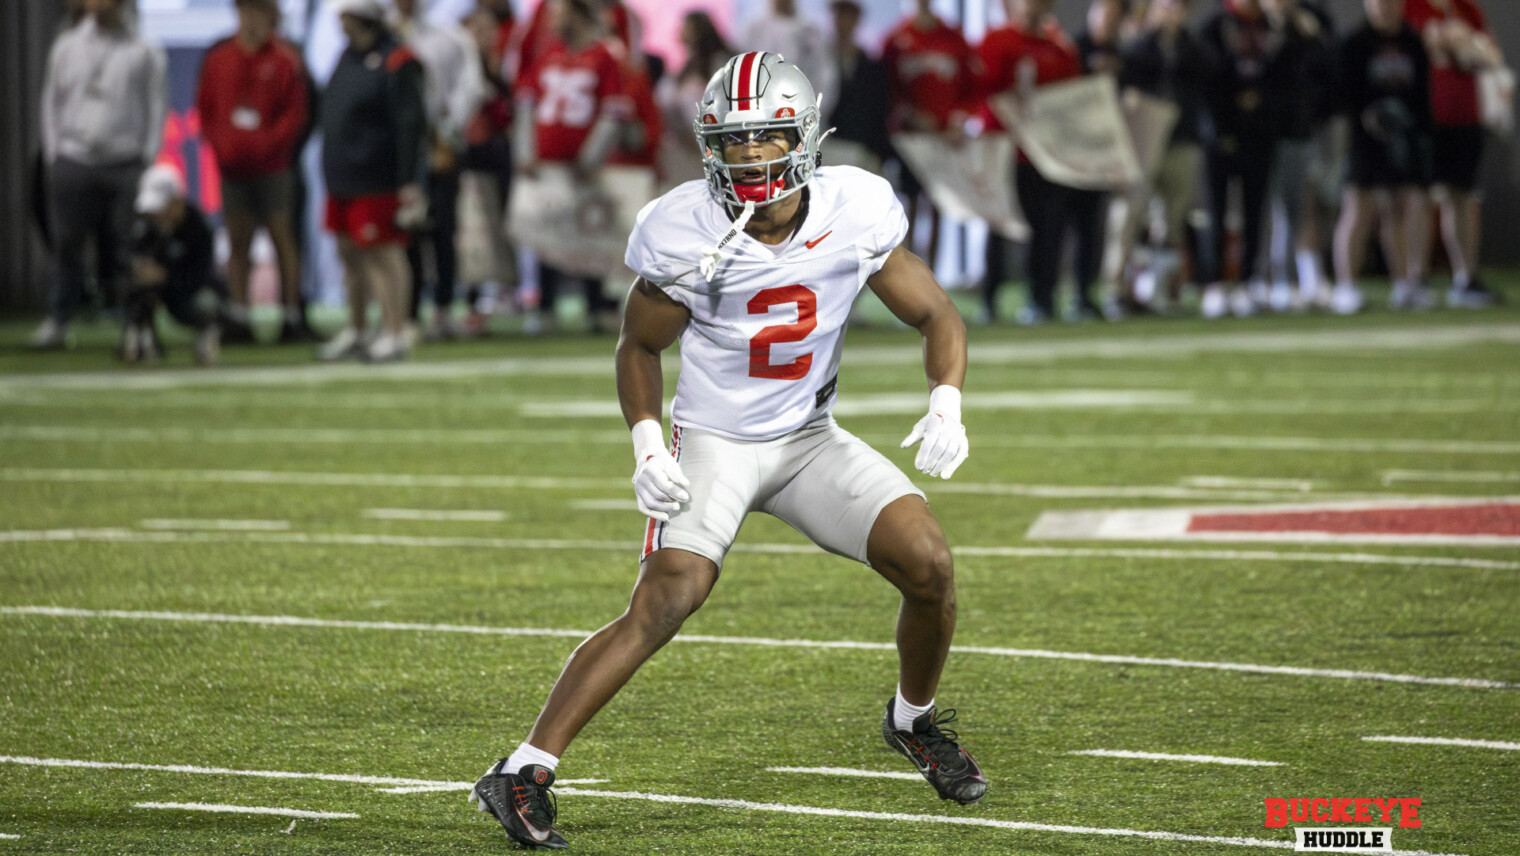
top-left (0, 290), bottom-right (1517, 855)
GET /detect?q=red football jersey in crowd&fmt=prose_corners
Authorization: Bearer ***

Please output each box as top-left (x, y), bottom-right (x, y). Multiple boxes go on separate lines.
top-left (606, 45), bottom-right (662, 168)
top-left (1404, 0), bottom-right (1487, 127)
top-left (975, 18), bottom-right (1080, 134)
top-left (519, 39), bottom-right (630, 163)
top-left (196, 35), bottom-right (310, 179)
top-left (881, 14), bottom-right (978, 131)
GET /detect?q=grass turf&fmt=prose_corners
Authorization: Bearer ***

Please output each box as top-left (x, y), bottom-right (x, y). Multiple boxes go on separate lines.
top-left (0, 283), bottom-right (1517, 855)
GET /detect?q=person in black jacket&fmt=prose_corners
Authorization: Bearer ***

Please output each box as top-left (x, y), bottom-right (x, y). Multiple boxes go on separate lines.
top-left (1196, 0), bottom-right (1293, 318)
top-left (1329, 0), bottom-right (1432, 314)
top-left (826, 1), bottom-right (893, 173)
top-left (124, 165), bottom-right (251, 366)
top-left (317, 0), bottom-right (427, 362)
top-left (1115, 0), bottom-right (1208, 313)
top-left (1258, 0), bottom-right (1336, 310)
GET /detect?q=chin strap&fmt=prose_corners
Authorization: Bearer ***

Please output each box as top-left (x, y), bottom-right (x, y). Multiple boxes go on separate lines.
top-left (699, 199), bottom-right (756, 282)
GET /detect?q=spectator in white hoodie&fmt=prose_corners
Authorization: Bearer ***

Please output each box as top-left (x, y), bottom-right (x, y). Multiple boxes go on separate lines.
top-left (34, 0), bottom-right (166, 350)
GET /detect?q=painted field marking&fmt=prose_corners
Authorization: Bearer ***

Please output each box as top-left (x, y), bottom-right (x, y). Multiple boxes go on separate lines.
top-left (2, 606), bottom-right (1512, 690)
top-left (0, 468), bottom-right (619, 491)
top-left (4, 427), bottom-right (1517, 456)
top-left (946, 435), bottom-right (1520, 456)
top-left (0, 756), bottom-right (603, 791)
top-left (1067, 750), bottom-right (1284, 767)
top-left (362, 509), bottom-right (508, 522)
top-left (0, 758), bottom-right (1451, 854)
top-left (568, 499), bottom-right (641, 511)
top-left (767, 767), bottom-right (922, 781)
top-left (1382, 470), bottom-right (1520, 486)
top-left (2, 528), bottom-right (1518, 573)
top-left (5, 322), bottom-right (1510, 392)
top-left (0, 465), bottom-right (1385, 503)
top-left (550, 786), bottom-right (1463, 855)
top-left (1363, 736), bottom-right (1520, 751)
top-left (1180, 477), bottom-right (1315, 492)
top-left (135, 802), bottom-right (357, 820)
top-left (1027, 497), bottom-right (1520, 547)
top-left (139, 519), bottom-right (291, 532)
top-left (0, 834), bottom-right (19, 840)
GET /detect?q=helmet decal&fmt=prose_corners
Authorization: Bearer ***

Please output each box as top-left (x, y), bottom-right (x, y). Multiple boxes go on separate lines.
top-left (774, 107), bottom-right (795, 119)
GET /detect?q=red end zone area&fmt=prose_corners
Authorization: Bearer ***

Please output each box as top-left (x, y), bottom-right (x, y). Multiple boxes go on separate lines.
top-left (1027, 499), bottom-right (1520, 546)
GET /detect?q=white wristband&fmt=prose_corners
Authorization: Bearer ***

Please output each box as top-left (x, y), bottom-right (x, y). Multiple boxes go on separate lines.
top-left (630, 419), bottom-right (666, 463)
top-left (928, 385), bottom-right (962, 422)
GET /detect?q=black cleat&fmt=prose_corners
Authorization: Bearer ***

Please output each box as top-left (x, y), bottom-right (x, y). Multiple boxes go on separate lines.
top-left (882, 700), bottom-right (988, 805)
top-left (470, 760), bottom-right (569, 850)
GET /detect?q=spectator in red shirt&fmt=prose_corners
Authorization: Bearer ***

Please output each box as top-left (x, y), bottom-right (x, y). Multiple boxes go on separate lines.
top-left (514, 0), bottom-right (631, 333)
top-left (882, 0), bottom-right (977, 264)
top-left (977, 0), bottom-right (1081, 323)
top-left (196, 0), bottom-right (314, 343)
top-left (1405, 0), bottom-right (1504, 307)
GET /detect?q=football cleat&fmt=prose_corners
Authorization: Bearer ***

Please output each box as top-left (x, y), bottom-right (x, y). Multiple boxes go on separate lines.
top-left (470, 760), bottom-right (568, 850)
top-left (882, 700), bottom-right (988, 805)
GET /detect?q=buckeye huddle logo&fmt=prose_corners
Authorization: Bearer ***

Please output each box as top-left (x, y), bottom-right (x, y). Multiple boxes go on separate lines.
top-left (1265, 797), bottom-right (1421, 852)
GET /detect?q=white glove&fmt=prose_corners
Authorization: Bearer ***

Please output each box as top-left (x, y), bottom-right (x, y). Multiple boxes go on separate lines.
top-left (630, 419), bottom-right (690, 522)
top-left (900, 385), bottom-right (969, 479)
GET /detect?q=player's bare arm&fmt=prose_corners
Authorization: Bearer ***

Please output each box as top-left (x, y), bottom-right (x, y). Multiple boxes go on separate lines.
top-left (615, 277), bottom-right (689, 426)
top-left (868, 245), bottom-right (971, 479)
top-left (867, 245), bottom-right (968, 392)
top-left (617, 278), bottom-right (692, 521)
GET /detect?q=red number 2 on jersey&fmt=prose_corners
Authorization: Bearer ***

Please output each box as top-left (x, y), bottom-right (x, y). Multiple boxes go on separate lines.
top-left (747, 285), bottom-right (817, 380)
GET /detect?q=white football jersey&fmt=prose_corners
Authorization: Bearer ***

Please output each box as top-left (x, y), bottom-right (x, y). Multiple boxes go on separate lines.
top-left (625, 166), bottom-right (908, 440)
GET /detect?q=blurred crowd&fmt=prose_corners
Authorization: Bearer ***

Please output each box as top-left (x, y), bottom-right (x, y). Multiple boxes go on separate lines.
top-left (25, 0), bottom-right (1512, 364)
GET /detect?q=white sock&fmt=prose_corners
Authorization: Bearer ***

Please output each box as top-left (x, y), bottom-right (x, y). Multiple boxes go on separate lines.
top-left (1295, 250), bottom-right (1322, 294)
top-left (893, 686), bottom-right (934, 732)
top-left (1453, 271), bottom-right (1471, 290)
top-left (505, 742), bottom-right (560, 776)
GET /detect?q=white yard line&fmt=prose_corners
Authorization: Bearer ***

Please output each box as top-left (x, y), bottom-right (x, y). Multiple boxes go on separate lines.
top-left (551, 787), bottom-right (1461, 855)
top-left (0, 757), bottom-right (1456, 854)
top-left (1382, 470), bottom-right (1520, 485)
top-left (0, 834), bottom-right (19, 840)
top-left (1179, 477), bottom-right (1315, 492)
top-left (2, 606), bottom-right (1511, 689)
top-left (1067, 750), bottom-right (1284, 767)
top-left (0, 468), bottom-right (619, 490)
top-left (362, 509), bottom-right (508, 522)
top-left (139, 519), bottom-right (291, 532)
top-left (767, 767), bottom-right (922, 781)
top-left (1362, 736), bottom-right (1520, 751)
top-left (568, 499), bottom-right (641, 511)
top-left (951, 435), bottom-right (1520, 456)
top-left (135, 802), bottom-right (357, 820)
top-left (3, 323), bottom-right (1511, 392)
top-left (1, 528), bottom-right (1517, 573)
top-left (4, 426), bottom-right (1518, 456)
top-left (0, 755), bottom-right (455, 788)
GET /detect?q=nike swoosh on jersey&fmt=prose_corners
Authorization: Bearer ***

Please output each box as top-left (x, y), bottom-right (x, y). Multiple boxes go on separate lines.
top-left (805, 230), bottom-right (833, 249)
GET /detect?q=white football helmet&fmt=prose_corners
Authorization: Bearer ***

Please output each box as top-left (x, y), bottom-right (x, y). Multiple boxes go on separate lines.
top-left (693, 52), bottom-right (830, 207)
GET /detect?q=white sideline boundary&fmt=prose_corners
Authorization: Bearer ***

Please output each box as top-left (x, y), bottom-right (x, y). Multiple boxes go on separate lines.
top-left (135, 802), bottom-right (358, 820)
top-left (1363, 736), bottom-right (1520, 751)
top-left (1067, 750), bottom-right (1283, 767)
top-left (2, 527), bottom-right (1518, 572)
top-left (767, 767), bottom-right (923, 781)
top-left (0, 755), bottom-right (1465, 854)
top-left (2, 606), bottom-right (1513, 689)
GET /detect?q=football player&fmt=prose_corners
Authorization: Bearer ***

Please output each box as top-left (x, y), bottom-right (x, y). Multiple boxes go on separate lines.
top-left (471, 52), bottom-right (985, 850)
